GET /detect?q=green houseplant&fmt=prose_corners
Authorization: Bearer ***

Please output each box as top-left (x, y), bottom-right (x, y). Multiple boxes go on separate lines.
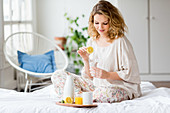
top-left (64, 13), bottom-right (90, 74)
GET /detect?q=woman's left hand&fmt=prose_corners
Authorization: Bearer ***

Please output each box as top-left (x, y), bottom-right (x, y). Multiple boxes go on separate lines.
top-left (90, 67), bottom-right (110, 79)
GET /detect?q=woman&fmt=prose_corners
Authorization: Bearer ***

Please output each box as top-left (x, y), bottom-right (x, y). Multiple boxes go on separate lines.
top-left (52, 0), bottom-right (141, 103)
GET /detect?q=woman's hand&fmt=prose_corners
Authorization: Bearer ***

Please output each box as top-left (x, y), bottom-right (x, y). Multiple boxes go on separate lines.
top-left (77, 46), bottom-right (89, 61)
top-left (90, 67), bottom-right (110, 79)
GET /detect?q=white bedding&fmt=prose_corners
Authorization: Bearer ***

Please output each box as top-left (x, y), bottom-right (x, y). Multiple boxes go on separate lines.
top-left (0, 82), bottom-right (170, 113)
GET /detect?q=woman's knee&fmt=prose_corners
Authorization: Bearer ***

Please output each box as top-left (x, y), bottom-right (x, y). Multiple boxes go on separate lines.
top-left (51, 70), bottom-right (67, 84)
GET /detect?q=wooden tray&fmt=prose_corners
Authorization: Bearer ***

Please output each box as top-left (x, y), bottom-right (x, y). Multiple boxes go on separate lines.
top-left (56, 102), bottom-right (98, 108)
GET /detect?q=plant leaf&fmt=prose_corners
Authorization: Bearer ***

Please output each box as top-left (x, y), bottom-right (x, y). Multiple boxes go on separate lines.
top-left (79, 60), bottom-right (84, 66)
top-left (68, 45), bottom-right (73, 53)
top-left (71, 53), bottom-right (76, 59)
top-left (75, 68), bottom-right (80, 74)
top-left (82, 27), bottom-right (88, 31)
top-left (66, 17), bottom-right (70, 20)
top-left (74, 60), bottom-right (78, 65)
top-left (64, 13), bottom-right (67, 17)
top-left (70, 20), bottom-right (74, 24)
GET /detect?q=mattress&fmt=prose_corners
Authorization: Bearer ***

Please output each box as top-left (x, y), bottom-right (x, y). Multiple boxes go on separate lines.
top-left (0, 82), bottom-right (170, 113)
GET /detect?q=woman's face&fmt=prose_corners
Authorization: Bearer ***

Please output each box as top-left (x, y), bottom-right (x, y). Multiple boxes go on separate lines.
top-left (93, 14), bottom-right (110, 36)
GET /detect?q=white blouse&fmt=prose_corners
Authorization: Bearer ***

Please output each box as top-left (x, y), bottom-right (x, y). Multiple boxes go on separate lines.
top-left (81, 36), bottom-right (141, 99)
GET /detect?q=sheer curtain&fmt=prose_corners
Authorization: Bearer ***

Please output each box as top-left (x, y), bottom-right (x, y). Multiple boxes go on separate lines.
top-left (3, 0), bottom-right (35, 69)
top-left (2, 0), bottom-right (35, 89)
top-left (3, 0), bottom-right (34, 40)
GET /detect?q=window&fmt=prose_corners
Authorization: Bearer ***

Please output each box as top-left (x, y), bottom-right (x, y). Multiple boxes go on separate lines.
top-left (3, 0), bottom-right (33, 40)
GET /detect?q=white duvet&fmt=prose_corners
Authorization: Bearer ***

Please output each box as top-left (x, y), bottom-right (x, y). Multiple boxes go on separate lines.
top-left (0, 82), bottom-right (170, 113)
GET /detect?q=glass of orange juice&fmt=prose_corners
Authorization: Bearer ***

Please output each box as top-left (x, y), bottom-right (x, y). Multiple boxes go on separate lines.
top-left (75, 97), bottom-right (83, 105)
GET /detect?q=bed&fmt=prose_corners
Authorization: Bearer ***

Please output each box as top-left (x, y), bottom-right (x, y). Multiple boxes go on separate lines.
top-left (0, 82), bottom-right (170, 113)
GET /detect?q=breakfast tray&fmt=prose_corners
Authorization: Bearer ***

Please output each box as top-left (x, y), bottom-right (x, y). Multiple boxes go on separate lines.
top-left (56, 102), bottom-right (98, 108)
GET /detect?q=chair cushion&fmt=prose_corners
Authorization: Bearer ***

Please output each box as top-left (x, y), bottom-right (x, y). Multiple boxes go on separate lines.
top-left (17, 50), bottom-right (57, 73)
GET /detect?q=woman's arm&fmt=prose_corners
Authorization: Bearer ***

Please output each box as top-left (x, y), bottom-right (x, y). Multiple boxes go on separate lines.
top-left (77, 46), bottom-right (93, 78)
top-left (107, 72), bottom-right (122, 80)
top-left (90, 67), bottom-right (122, 80)
top-left (83, 59), bottom-right (93, 78)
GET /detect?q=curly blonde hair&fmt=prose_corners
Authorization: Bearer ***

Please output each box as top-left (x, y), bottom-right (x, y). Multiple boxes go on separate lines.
top-left (88, 0), bottom-right (128, 42)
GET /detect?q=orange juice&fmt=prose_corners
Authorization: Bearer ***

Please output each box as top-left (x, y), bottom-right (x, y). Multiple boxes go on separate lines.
top-left (75, 97), bottom-right (83, 105)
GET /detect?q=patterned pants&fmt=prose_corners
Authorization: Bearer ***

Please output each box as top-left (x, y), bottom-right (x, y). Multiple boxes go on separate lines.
top-left (51, 70), bottom-right (129, 103)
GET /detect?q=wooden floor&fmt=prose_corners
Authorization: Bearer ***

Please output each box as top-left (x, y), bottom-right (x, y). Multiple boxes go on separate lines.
top-left (151, 81), bottom-right (170, 88)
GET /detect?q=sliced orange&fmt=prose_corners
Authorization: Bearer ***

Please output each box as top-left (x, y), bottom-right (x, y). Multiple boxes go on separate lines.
top-left (65, 97), bottom-right (73, 104)
top-left (87, 46), bottom-right (94, 54)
